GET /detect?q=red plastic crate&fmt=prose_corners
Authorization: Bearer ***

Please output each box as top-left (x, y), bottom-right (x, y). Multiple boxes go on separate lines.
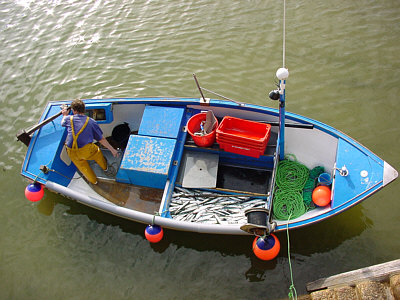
top-left (216, 116), bottom-right (271, 157)
top-left (219, 141), bottom-right (266, 158)
top-left (216, 135), bottom-right (269, 149)
top-left (216, 116), bottom-right (271, 144)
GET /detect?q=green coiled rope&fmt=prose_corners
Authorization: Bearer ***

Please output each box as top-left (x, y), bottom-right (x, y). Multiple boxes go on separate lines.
top-left (275, 158), bottom-right (309, 190)
top-left (273, 189), bottom-right (306, 220)
top-left (273, 157), bottom-right (309, 220)
top-left (273, 155), bottom-right (326, 220)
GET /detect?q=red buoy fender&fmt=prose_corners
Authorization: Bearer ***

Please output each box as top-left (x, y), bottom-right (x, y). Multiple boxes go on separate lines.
top-left (25, 182), bottom-right (44, 202)
top-left (252, 234), bottom-right (280, 260)
top-left (312, 185), bottom-right (331, 207)
top-left (145, 224), bottom-right (164, 243)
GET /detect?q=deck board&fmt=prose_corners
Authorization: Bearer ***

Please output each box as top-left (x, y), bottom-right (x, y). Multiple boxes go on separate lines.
top-left (87, 146), bottom-right (164, 214)
top-left (91, 179), bottom-right (163, 214)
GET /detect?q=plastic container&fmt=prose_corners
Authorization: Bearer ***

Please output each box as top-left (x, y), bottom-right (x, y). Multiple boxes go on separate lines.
top-left (216, 116), bottom-right (271, 157)
top-left (317, 172), bottom-right (332, 186)
top-left (216, 135), bottom-right (267, 149)
top-left (187, 112), bottom-right (218, 147)
top-left (219, 142), bottom-right (265, 158)
top-left (217, 116), bottom-right (271, 144)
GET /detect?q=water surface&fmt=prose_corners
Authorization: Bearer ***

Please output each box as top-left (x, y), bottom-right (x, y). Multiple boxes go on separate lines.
top-left (1, 1), bottom-right (399, 299)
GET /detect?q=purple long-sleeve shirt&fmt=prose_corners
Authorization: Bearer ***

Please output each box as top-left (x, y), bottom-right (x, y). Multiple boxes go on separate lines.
top-left (61, 114), bottom-right (103, 148)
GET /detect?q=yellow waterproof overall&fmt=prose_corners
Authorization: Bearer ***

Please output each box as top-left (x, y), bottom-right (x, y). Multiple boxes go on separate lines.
top-left (66, 116), bottom-right (107, 184)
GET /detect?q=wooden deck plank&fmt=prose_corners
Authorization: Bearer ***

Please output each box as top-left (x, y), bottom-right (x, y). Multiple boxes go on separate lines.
top-left (306, 259), bottom-right (400, 292)
top-left (91, 179), bottom-right (163, 214)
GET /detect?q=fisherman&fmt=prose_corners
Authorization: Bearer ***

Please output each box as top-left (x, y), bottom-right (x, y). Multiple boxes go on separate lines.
top-left (61, 99), bottom-right (119, 184)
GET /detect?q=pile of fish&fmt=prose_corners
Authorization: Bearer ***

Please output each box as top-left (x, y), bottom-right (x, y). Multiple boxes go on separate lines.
top-left (169, 187), bottom-right (267, 224)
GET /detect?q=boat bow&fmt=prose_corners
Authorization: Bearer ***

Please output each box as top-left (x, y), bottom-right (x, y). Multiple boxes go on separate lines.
top-left (383, 161), bottom-right (398, 186)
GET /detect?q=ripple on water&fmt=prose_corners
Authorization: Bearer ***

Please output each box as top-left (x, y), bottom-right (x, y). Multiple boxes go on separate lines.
top-left (1, 1), bottom-right (400, 299)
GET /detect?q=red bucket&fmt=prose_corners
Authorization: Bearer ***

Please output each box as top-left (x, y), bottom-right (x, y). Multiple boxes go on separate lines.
top-left (187, 112), bottom-right (218, 147)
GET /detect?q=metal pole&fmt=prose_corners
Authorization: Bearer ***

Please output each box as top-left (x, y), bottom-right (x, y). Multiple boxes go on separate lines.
top-left (279, 79), bottom-right (286, 160)
top-left (193, 73), bottom-right (206, 102)
top-left (278, 0), bottom-right (287, 161)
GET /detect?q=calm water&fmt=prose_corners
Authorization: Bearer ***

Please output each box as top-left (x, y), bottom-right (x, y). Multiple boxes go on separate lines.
top-left (1, 0), bottom-right (399, 299)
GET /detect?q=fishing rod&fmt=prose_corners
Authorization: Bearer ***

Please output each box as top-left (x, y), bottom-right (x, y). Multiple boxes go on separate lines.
top-left (192, 73), bottom-right (207, 102)
top-left (192, 73), bottom-right (245, 106)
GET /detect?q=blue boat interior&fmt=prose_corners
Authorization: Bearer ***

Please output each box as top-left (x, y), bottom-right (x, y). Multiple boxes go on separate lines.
top-left (115, 106), bottom-right (187, 189)
top-left (332, 138), bottom-right (383, 209)
top-left (20, 99), bottom-right (388, 225)
top-left (22, 101), bottom-right (278, 216)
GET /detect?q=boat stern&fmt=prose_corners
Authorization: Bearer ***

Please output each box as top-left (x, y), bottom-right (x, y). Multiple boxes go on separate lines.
top-left (20, 102), bottom-right (77, 186)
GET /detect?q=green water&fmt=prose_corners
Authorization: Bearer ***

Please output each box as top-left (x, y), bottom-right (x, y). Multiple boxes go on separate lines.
top-left (1, 1), bottom-right (399, 299)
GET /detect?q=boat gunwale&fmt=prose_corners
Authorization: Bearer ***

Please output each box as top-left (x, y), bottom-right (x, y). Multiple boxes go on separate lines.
top-left (19, 97), bottom-right (392, 235)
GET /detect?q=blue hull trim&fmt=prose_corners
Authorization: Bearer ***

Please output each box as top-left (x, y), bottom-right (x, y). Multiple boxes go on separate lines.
top-left (20, 97), bottom-right (395, 235)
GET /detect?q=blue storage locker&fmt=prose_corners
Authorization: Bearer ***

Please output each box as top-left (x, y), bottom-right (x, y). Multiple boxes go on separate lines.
top-left (116, 135), bottom-right (177, 189)
top-left (138, 106), bottom-right (185, 139)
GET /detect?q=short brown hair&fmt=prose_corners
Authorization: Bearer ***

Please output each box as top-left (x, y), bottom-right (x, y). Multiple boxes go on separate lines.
top-left (71, 99), bottom-right (85, 113)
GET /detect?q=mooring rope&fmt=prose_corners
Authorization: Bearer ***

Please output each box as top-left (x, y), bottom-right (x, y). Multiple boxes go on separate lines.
top-left (275, 158), bottom-right (309, 190)
top-left (273, 155), bottom-right (327, 219)
top-left (273, 156), bottom-right (309, 220)
top-left (286, 213), bottom-right (297, 300)
top-left (273, 189), bottom-right (305, 220)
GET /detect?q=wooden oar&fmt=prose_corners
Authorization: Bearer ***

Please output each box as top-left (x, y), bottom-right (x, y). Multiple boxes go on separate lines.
top-left (16, 106), bottom-right (70, 146)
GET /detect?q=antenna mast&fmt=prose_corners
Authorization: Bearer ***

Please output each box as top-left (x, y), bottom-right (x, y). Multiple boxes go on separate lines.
top-left (276, 0), bottom-right (289, 161)
top-left (282, 0), bottom-right (286, 68)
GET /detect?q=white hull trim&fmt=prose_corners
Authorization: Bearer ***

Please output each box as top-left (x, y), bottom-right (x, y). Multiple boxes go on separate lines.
top-left (46, 181), bottom-right (250, 235)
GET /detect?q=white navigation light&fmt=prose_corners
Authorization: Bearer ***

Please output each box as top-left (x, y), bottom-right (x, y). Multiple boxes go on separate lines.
top-left (276, 68), bottom-right (289, 80)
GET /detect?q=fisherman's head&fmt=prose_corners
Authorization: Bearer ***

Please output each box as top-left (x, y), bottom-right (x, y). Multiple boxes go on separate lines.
top-left (71, 99), bottom-right (85, 114)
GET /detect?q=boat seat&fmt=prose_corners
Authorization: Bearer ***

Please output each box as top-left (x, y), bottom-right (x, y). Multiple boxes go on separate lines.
top-left (138, 105), bottom-right (185, 139)
top-left (116, 105), bottom-right (186, 189)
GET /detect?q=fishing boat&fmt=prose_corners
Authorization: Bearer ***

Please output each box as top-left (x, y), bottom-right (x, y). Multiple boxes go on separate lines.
top-left (16, 2), bottom-right (398, 259)
top-left (17, 71), bottom-right (397, 240)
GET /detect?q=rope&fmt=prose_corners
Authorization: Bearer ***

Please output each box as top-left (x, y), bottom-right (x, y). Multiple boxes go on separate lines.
top-left (39, 159), bottom-right (80, 181)
top-left (303, 166), bottom-right (325, 210)
top-left (273, 189), bottom-right (305, 220)
top-left (273, 156), bottom-right (327, 219)
top-left (286, 213), bottom-right (297, 300)
top-left (275, 159), bottom-right (309, 190)
top-left (273, 156), bottom-right (309, 220)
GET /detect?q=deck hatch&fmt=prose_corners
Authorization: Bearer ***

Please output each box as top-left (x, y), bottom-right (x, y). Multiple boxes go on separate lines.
top-left (181, 151), bottom-right (219, 188)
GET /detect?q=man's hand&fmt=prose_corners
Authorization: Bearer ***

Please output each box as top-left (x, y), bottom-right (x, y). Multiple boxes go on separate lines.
top-left (110, 148), bottom-right (119, 158)
top-left (99, 137), bottom-right (119, 158)
top-left (61, 105), bottom-right (70, 116)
